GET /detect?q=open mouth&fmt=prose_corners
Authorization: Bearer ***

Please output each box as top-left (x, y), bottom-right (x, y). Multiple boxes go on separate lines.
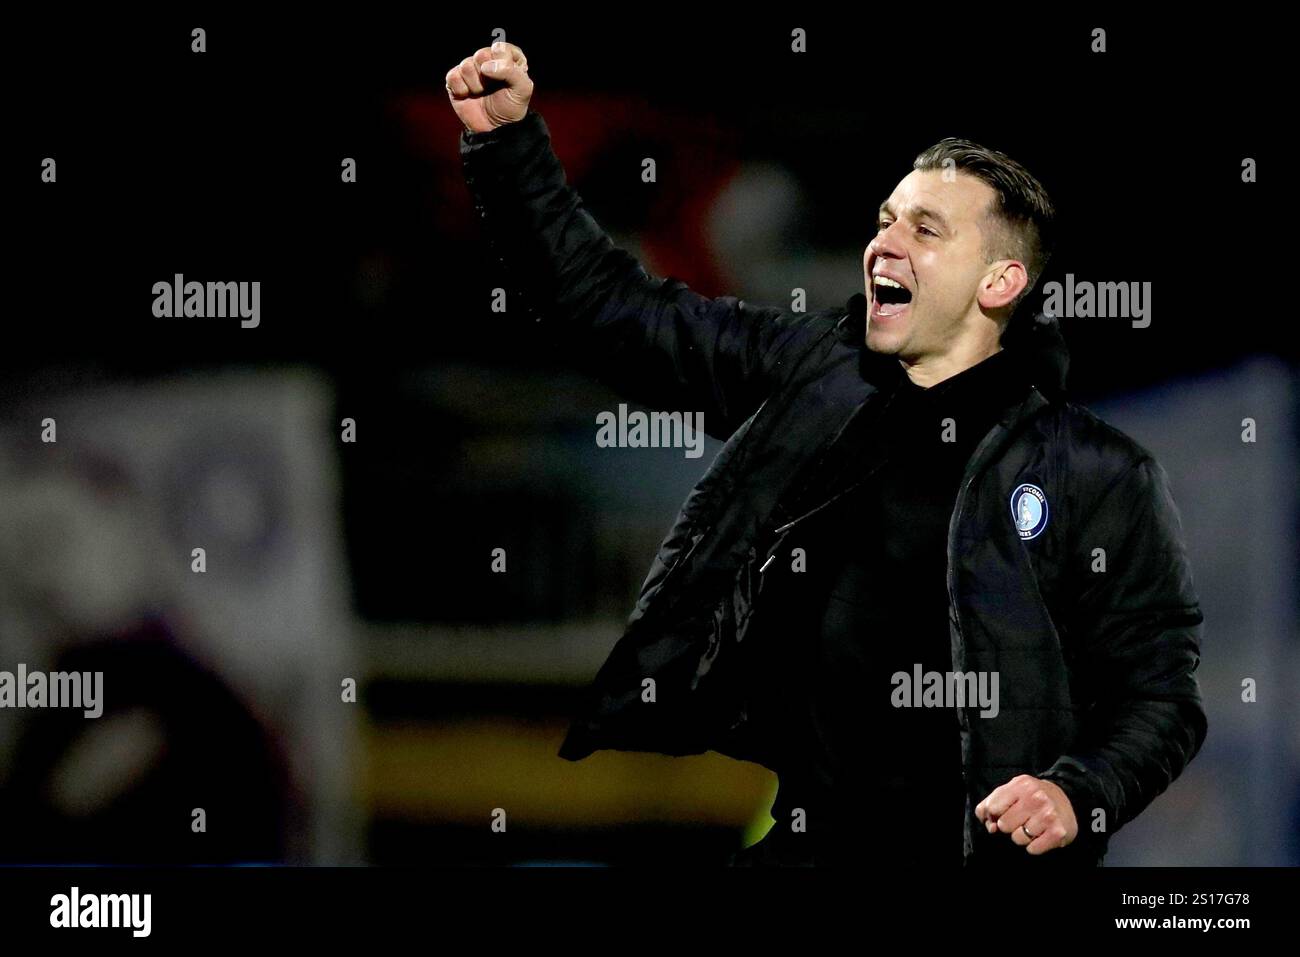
top-left (872, 275), bottom-right (913, 317)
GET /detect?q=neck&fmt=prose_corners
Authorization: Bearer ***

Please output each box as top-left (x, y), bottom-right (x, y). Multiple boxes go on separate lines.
top-left (899, 339), bottom-right (1004, 389)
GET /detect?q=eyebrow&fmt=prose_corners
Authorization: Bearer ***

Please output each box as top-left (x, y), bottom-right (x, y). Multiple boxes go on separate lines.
top-left (877, 201), bottom-right (951, 231)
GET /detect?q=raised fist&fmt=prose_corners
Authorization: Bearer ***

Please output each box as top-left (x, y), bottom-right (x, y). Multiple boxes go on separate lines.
top-left (445, 41), bottom-right (533, 134)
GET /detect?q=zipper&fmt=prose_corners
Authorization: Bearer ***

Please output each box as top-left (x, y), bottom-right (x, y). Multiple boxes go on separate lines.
top-left (945, 387), bottom-right (1045, 644)
top-left (763, 379), bottom-right (907, 560)
top-left (770, 460), bottom-right (884, 539)
top-left (945, 473), bottom-right (979, 644)
top-left (645, 310), bottom-right (859, 618)
top-left (757, 464), bottom-right (884, 579)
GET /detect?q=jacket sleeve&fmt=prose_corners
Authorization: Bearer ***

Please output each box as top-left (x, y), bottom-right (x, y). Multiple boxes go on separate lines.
top-left (459, 110), bottom-right (830, 440)
top-left (1039, 453), bottom-right (1207, 854)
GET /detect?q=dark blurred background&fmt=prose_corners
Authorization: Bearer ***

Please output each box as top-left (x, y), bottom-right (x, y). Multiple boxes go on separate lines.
top-left (2, 11), bottom-right (1294, 865)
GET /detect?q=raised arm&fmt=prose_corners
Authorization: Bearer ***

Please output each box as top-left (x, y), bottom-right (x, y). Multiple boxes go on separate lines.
top-left (447, 42), bottom-right (834, 440)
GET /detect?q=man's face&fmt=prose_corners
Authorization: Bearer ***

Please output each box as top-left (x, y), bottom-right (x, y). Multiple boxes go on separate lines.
top-left (863, 169), bottom-right (1004, 361)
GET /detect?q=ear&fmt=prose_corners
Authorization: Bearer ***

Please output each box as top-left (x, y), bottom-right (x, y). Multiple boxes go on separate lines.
top-left (977, 260), bottom-right (1028, 312)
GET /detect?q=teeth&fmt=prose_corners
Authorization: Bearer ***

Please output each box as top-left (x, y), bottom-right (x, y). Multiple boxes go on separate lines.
top-left (874, 276), bottom-right (904, 289)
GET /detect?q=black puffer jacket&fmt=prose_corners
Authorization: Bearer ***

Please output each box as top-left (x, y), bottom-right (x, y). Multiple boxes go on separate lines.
top-left (460, 110), bottom-right (1207, 867)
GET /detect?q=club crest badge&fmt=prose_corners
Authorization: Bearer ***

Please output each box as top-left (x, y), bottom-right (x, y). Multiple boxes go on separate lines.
top-left (1011, 483), bottom-right (1049, 540)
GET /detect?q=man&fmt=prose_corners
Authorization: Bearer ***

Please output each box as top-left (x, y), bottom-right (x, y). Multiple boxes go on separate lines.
top-left (447, 42), bottom-right (1207, 867)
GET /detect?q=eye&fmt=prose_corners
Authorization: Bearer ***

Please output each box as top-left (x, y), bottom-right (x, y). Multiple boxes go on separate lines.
top-left (918, 225), bottom-right (937, 236)
top-left (877, 220), bottom-right (892, 231)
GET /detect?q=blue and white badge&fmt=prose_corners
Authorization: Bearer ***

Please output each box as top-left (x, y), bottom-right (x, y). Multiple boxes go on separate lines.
top-left (1010, 483), bottom-right (1049, 540)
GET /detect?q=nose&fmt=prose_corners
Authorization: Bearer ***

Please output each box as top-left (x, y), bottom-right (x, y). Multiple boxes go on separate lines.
top-left (867, 222), bottom-right (905, 267)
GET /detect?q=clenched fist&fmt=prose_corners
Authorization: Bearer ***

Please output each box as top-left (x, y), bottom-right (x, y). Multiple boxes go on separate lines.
top-left (975, 774), bottom-right (1079, 855)
top-left (445, 41), bottom-right (534, 134)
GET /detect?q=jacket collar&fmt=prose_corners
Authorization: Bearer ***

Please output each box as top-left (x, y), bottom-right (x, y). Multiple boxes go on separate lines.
top-left (835, 293), bottom-right (1070, 402)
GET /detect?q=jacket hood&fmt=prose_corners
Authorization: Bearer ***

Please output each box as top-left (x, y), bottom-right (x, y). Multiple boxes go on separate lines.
top-left (836, 292), bottom-right (1070, 402)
